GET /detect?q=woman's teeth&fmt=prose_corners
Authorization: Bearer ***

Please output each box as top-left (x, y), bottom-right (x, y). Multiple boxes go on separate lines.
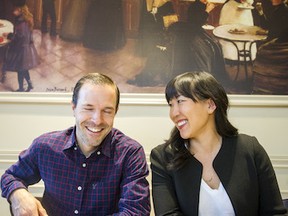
top-left (177, 120), bottom-right (187, 127)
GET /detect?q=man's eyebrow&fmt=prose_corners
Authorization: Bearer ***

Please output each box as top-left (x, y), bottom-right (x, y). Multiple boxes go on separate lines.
top-left (81, 103), bottom-right (115, 111)
top-left (82, 103), bottom-right (93, 107)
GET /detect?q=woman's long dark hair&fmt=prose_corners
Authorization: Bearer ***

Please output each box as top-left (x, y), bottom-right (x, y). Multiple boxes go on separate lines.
top-left (164, 71), bottom-right (238, 170)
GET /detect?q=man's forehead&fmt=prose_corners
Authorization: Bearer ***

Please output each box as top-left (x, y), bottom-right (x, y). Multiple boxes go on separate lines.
top-left (78, 83), bottom-right (117, 105)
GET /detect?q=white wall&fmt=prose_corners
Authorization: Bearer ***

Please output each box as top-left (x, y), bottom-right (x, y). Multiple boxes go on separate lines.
top-left (1, 93), bottom-right (288, 215)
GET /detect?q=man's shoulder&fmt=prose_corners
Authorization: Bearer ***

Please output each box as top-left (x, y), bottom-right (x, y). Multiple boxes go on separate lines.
top-left (110, 128), bottom-right (143, 150)
top-left (109, 128), bottom-right (147, 164)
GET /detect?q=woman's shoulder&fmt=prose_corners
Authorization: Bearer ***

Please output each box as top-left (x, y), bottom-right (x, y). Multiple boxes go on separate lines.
top-left (151, 143), bottom-right (167, 156)
top-left (152, 142), bottom-right (166, 150)
top-left (151, 143), bottom-right (174, 161)
top-left (224, 134), bottom-right (266, 155)
top-left (225, 133), bottom-right (258, 143)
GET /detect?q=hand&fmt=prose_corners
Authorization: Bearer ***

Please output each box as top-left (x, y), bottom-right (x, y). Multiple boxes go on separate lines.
top-left (206, 2), bottom-right (217, 13)
top-left (255, 2), bottom-right (264, 15)
top-left (151, 6), bottom-right (158, 15)
top-left (9, 189), bottom-right (48, 216)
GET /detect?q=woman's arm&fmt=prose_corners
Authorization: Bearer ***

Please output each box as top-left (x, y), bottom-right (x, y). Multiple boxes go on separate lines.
top-left (150, 146), bottom-right (184, 216)
top-left (253, 137), bottom-right (287, 215)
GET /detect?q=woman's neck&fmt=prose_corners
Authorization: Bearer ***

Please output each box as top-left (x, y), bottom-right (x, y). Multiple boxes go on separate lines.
top-left (189, 133), bottom-right (222, 155)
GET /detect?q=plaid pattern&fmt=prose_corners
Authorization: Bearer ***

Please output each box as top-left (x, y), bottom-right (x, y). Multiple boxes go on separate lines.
top-left (1, 127), bottom-right (150, 216)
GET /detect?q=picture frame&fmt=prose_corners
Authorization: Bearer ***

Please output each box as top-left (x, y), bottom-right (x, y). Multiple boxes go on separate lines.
top-left (1, 0), bottom-right (287, 96)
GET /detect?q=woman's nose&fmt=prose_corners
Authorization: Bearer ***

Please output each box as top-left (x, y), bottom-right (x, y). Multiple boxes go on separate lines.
top-left (170, 105), bottom-right (179, 119)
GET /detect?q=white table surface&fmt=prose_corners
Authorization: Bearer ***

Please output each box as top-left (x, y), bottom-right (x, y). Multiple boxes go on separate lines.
top-left (0, 19), bottom-right (13, 47)
top-left (213, 24), bottom-right (267, 42)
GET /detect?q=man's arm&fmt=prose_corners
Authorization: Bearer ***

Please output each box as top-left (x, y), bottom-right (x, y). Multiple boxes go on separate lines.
top-left (114, 145), bottom-right (150, 215)
top-left (1, 142), bottom-right (44, 215)
top-left (1, 147), bottom-right (41, 198)
top-left (9, 188), bottom-right (47, 216)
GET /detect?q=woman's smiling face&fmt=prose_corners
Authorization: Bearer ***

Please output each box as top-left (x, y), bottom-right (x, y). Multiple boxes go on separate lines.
top-left (169, 95), bottom-right (212, 139)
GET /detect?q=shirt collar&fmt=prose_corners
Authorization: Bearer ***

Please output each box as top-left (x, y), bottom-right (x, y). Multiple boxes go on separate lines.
top-left (63, 126), bottom-right (77, 151)
top-left (63, 126), bottom-right (112, 158)
top-left (98, 130), bottom-right (113, 158)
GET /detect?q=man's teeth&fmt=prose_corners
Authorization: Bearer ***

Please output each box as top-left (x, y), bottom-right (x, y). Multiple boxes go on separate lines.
top-left (87, 127), bottom-right (102, 132)
top-left (177, 120), bottom-right (187, 127)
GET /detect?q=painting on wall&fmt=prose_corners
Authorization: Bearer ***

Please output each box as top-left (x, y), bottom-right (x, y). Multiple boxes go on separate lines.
top-left (0, 0), bottom-right (287, 95)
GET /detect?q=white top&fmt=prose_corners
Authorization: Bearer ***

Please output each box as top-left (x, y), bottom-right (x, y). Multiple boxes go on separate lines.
top-left (217, 0), bottom-right (257, 60)
top-left (199, 179), bottom-right (235, 216)
top-left (219, 0), bottom-right (254, 26)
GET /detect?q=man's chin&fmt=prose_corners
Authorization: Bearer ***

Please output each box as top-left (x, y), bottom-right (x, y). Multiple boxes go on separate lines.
top-left (87, 138), bottom-right (102, 147)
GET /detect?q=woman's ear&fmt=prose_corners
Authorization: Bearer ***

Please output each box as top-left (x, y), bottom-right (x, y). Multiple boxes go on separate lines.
top-left (207, 99), bottom-right (216, 113)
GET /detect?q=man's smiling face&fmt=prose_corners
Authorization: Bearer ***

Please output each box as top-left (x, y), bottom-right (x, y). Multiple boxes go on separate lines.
top-left (72, 82), bottom-right (117, 155)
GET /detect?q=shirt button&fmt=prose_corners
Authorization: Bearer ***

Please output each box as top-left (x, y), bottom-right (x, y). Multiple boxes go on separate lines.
top-left (97, 151), bottom-right (101, 155)
top-left (78, 186), bottom-right (82, 191)
top-left (74, 147), bottom-right (77, 150)
top-left (74, 209), bottom-right (79, 214)
top-left (82, 163), bottom-right (87, 168)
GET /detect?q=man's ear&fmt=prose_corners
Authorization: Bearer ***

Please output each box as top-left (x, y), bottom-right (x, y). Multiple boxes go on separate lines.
top-left (207, 99), bottom-right (216, 113)
top-left (71, 102), bottom-right (76, 116)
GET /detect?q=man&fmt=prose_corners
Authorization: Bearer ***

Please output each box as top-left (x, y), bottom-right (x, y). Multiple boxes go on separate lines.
top-left (41, 0), bottom-right (56, 36)
top-left (1, 73), bottom-right (150, 215)
top-left (256, 0), bottom-right (288, 40)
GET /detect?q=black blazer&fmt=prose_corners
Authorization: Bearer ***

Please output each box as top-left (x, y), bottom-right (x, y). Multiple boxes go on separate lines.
top-left (150, 134), bottom-right (287, 216)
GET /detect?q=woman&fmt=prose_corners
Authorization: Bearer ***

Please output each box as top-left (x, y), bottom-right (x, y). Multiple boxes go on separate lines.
top-left (2, 0), bottom-right (40, 91)
top-left (218, 0), bottom-right (257, 62)
top-left (136, 0), bottom-right (175, 57)
top-left (169, 1), bottom-right (229, 87)
top-left (150, 71), bottom-right (287, 215)
top-left (129, 1), bottom-right (230, 89)
top-left (60, 0), bottom-right (91, 41)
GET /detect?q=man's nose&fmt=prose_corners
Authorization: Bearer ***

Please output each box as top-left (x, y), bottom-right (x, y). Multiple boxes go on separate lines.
top-left (91, 111), bottom-right (103, 123)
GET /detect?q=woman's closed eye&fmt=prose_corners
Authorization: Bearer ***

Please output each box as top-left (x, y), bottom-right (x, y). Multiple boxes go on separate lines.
top-left (168, 97), bottom-right (186, 107)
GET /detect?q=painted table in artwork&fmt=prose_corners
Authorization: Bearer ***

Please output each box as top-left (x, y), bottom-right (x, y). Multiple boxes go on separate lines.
top-left (0, 19), bottom-right (13, 47)
top-left (213, 24), bottom-right (267, 80)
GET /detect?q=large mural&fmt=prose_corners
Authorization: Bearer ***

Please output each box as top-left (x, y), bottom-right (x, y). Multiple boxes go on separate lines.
top-left (0, 0), bottom-right (287, 94)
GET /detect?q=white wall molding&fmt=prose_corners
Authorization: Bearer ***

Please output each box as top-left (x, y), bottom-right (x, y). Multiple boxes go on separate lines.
top-left (271, 156), bottom-right (288, 169)
top-left (0, 150), bottom-right (19, 164)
